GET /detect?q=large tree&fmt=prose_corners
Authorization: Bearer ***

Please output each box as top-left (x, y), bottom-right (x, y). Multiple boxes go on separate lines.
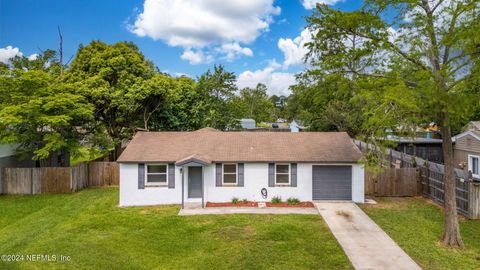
top-left (65, 41), bottom-right (155, 160)
top-left (237, 83), bottom-right (275, 123)
top-left (0, 52), bottom-right (93, 166)
top-left (306, 1), bottom-right (480, 247)
top-left (287, 73), bottom-right (364, 136)
top-left (196, 65), bottom-right (240, 130)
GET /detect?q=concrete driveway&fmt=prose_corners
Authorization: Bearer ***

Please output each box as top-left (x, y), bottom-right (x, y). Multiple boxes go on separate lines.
top-left (315, 202), bottom-right (421, 270)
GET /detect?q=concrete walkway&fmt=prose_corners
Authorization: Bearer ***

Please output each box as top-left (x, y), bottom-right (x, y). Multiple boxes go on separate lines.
top-left (178, 207), bottom-right (318, 216)
top-left (315, 202), bottom-right (421, 270)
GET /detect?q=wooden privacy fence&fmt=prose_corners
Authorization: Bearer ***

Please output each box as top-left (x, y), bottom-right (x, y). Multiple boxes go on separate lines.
top-left (88, 162), bottom-right (119, 187)
top-left (1, 162), bottom-right (118, 195)
top-left (365, 168), bottom-right (421, 196)
top-left (355, 140), bottom-right (480, 219)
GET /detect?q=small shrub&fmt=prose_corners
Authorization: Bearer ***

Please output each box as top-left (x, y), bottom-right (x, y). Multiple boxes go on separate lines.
top-left (231, 197), bottom-right (240, 204)
top-left (287, 197), bottom-right (300, 205)
top-left (271, 196), bottom-right (282, 204)
top-left (242, 198), bottom-right (248, 203)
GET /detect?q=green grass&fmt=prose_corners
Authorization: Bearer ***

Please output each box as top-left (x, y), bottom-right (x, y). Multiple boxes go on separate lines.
top-left (360, 197), bottom-right (480, 270)
top-left (0, 188), bottom-right (352, 269)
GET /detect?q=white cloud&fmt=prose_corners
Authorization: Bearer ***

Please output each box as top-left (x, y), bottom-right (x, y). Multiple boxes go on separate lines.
top-left (278, 28), bottom-right (313, 68)
top-left (181, 49), bottom-right (213, 65)
top-left (302, 0), bottom-right (344, 9)
top-left (28, 54), bottom-right (39, 61)
top-left (217, 42), bottom-right (253, 61)
top-left (0, 46), bottom-right (40, 65)
top-left (0, 46), bottom-right (23, 64)
top-left (130, 0), bottom-right (280, 63)
top-left (237, 60), bottom-right (296, 96)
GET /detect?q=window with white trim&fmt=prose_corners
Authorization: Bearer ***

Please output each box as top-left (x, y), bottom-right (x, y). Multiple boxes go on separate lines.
top-left (146, 164), bottom-right (168, 185)
top-left (223, 163), bottom-right (237, 184)
top-left (469, 155), bottom-right (479, 178)
top-left (275, 164), bottom-right (290, 184)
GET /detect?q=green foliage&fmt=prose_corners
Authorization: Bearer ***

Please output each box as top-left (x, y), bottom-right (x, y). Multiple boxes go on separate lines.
top-left (231, 197), bottom-right (240, 204)
top-left (242, 198), bottom-right (248, 203)
top-left (0, 63), bottom-right (93, 162)
top-left (236, 83), bottom-right (275, 123)
top-left (196, 65), bottom-right (241, 130)
top-left (287, 73), bottom-right (364, 135)
top-left (287, 197), bottom-right (300, 205)
top-left (303, 2), bottom-right (480, 139)
top-left (271, 196), bottom-right (282, 204)
top-left (65, 41), bottom-right (156, 158)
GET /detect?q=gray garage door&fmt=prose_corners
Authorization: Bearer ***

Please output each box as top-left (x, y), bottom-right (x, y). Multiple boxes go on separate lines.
top-left (312, 166), bottom-right (352, 200)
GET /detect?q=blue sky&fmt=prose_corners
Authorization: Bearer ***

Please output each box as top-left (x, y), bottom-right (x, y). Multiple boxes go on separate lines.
top-left (0, 0), bottom-right (362, 96)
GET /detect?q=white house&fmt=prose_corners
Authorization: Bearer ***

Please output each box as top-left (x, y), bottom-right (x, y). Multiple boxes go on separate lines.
top-left (117, 128), bottom-right (365, 207)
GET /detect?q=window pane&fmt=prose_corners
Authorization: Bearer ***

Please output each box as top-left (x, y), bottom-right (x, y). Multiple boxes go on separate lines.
top-left (223, 164), bottom-right (236, 173)
top-left (276, 174), bottom-right (289, 184)
top-left (147, 174), bottom-right (167, 183)
top-left (276, 164), bottom-right (289, 174)
top-left (223, 174), bottom-right (236, 183)
top-left (473, 157), bottom-right (479, 174)
top-left (147, 165), bottom-right (167, 173)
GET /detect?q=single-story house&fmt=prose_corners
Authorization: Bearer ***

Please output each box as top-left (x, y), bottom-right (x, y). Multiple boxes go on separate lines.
top-left (117, 128), bottom-right (364, 207)
top-left (453, 121), bottom-right (480, 179)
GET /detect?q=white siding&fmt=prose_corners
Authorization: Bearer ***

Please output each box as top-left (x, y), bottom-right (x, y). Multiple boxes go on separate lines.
top-left (119, 162), bottom-right (365, 206)
top-left (119, 163), bottom-right (183, 206)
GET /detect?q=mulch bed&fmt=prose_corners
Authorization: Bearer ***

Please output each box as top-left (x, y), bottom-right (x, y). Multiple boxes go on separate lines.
top-left (206, 202), bottom-right (259, 207)
top-left (206, 201), bottom-right (315, 208)
top-left (265, 202), bottom-right (315, 208)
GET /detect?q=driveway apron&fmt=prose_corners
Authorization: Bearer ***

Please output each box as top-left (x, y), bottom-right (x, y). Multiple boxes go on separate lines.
top-left (315, 202), bottom-right (421, 270)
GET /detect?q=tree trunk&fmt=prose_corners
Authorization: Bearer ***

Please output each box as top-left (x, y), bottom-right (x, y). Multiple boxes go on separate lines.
top-left (440, 119), bottom-right (464, 248)
top-left (109, 143), bottom-right (124, 161)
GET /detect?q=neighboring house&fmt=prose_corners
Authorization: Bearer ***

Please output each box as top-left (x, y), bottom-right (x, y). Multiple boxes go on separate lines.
top-left (453, 122), bottom-right (480, 179)
top-left (117, 128), bottom-right (364, 207)
top-left (240, 119), bottom-right (256, 130)
top-left (392, 137), bottom-right (444, 163)
top-left (0, 144), bottom-right (35, 194)
top-left (289, 120), bottom-right (306, 133)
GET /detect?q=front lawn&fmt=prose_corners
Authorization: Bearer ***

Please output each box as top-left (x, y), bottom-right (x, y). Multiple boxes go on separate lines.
top-left (0, 188), bottom-right (352, 269)
top-left (360, 197), bottom-right (480, 270)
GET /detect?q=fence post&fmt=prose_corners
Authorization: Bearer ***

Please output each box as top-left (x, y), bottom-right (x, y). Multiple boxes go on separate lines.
top-left (468, 171), bottom-right (480, 219)
top-left (424, 161), bottom-right (430, 197)
top-left (389, 149), bottom-right (393, 168)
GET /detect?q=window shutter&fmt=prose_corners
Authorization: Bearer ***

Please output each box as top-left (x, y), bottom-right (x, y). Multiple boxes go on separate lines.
top-left (138, 163), bottom-right (145, 189)
top-left (238, 163), bottom-right (244, 187)
top-left (291, 163), bottom-right (297, 187)
top-left (268, 163), bottom-right (275, 187)
top-left (216, 163), bottom-right (222, 186)
top-left (168, 163), bottom-right (175, 189)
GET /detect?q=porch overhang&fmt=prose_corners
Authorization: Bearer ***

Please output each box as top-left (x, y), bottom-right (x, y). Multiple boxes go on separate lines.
top-left (175, 154), bottom-right (211, 167)
top-left (178, 154), bottom-right (209, 210)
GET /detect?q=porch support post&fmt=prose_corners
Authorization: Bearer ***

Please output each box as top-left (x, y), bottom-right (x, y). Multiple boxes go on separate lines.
top-left (201, 167), bottom-right (204, 208)
top-left (181, 166), bottom-right (185, 209)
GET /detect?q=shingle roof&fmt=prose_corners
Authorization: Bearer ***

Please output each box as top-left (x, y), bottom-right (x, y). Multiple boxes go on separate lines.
top-left (117, 128), bottom-right (363, 163)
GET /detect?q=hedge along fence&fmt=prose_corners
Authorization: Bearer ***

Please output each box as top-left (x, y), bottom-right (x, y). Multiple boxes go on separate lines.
top-left (1, 162), bottom-right (118, 195)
